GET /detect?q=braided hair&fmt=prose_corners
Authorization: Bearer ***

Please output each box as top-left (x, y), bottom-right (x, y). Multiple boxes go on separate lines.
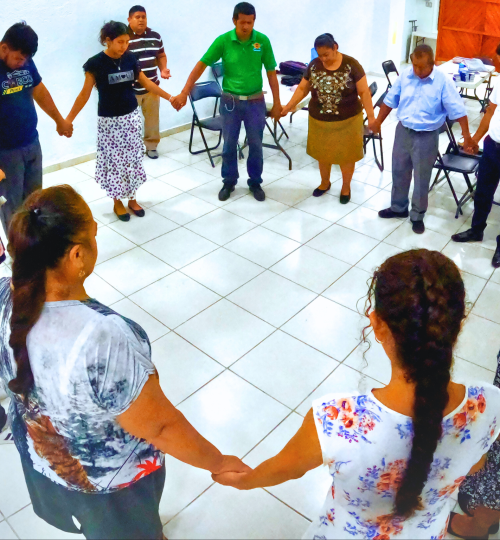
top-left (365, 249), bottom-right (466, 517)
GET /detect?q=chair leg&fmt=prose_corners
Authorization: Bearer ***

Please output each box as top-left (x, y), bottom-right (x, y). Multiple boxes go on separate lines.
top-left (372, 137), bottom-right (383, 171)
top-left (188, 120), bottom-right (196, 154)
top-left (199, 127), bottom-right (216, 168)
top-left (379, 136), bottom-right (384, 170)
top-left (278, 120), bottom-right (289, 139)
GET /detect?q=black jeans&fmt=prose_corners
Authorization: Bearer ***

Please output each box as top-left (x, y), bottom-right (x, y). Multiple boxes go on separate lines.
top-left (471, 135), bottom-right (500, 233)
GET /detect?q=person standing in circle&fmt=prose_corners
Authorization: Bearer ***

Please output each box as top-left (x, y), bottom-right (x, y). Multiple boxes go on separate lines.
top-left (127, 5), bottom-right (171, 160)
top-left (66, 22), bottom-right (175, 222)
top-left (281, 33), bottom-right (375, 204)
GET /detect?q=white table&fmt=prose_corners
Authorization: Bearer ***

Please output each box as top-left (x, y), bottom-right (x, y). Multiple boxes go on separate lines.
top-left (407, 30), bottom-right (438, 64)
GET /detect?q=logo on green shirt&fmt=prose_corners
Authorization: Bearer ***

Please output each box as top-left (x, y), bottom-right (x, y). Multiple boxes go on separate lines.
top-left (253, 42), bottom-right (261, 52)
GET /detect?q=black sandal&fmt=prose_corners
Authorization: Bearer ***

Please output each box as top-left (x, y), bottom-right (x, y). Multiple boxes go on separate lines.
top-left (128, 203), bottom-right (145, 217)
top-left (447, 512), bottom-right (489, 539)
top-left (312, 183), bottom-right (331, 197)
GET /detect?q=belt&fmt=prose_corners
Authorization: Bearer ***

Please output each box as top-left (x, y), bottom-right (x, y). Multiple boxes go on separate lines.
top-left (222, 91), bottom-right (265, 101)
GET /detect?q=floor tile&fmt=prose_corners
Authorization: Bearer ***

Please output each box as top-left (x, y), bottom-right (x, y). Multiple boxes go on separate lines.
top-left (262, 208), bottom-right (331, 243)
top-left (182, 248), bottom-right (263, 296)
top-left (425, 206), bottom-right (469, 236)
top-left (232, 330), bottom-right (338, 408)
top-left (264, 178), bottom-right (311, 206)
top-left (136, 178), bottom-right (183, 208)
top-left (296, 364), bottom-right (383, 416)
top-left (95, 226), bottom-right (135, 265)
top-left (111, 298), bottom-right (169, 342)
top-left (244, 413), bottom-right (333, 520)
top-left (453, 357), bottom-right (495, 385)
top-left (157, 136), bottom-right (187, 155)
top-left (455, 219), bottom-right (499, 252)
top-left (384, 221), bottom-right (451, 251)
top-left (224, 195), bottom-right (289, 225)
top-left (88, 197), bottom-right (119, 225)
top-left (355, 242), bottom-right (403, 273)
top-left (190, 158), bottom-right (223, 177)
top-left (142, 155), bottom-right (186, 178)
top-left (164, 482), bottom-right (308, 540)
top-left (177, 370), bottom-right (289, 457)
top-left (362, 188), bottom-right (393, 212)
top-left (158, 166), bottom-right (216, 191)
top-left (165, 146), bottom-right (207, 166)
top-left (472, 281), bottom-right (500, 324)
top-left (84, 272), bottom-right (124, 306)
top-left (108, 210), bottom-right (178, 245)
top-left (0, 445), bottom-right (31, 517)
top-left (337, 206), bottom-right (403, 240)
top-left (0, 520), bottom-right (16, 540)
top-left (285, 167), bottom-right (340, 190)
top-left (130, 272), bottom-right (220, 329)
top-left (442, 241), bottom-right (496, 280)
top-left (74, 159), bottom-right (97, 178)
top-left (43, 166), bottom-right (91, 188)
top-left (95, 247), bottom-right (174, 296)
top-left (228, 271), bottom-right (317, 327)
top-left (142, 228), bottom-right (218, 269)
top-left (329, 180), bottom-right (381, 204)
top-left (189, 179), bottom-right (249, 207)
top-left (152, 193), bottom-right (217, 225)
top-left (152, 333), bottom-right (223, 406)
top-left (176, 299), bottom-right (274, 366)
top-left (322, 266), bottom-right (372, 313)
top-left (186, 208), bottom-right (256, 245)
top-left (343, 339), bottom-right (392, 385)
top-left (282, 296), bottom-right (365, 361)
top-left (455, 313), bottom-right (500, 372)
top-left (491, 269), bottom-right (500, 285)
top-left (307, 224), bottom-right (379, 265)
top-left (73, 178), bottom-right (107, 203)
top-left (352, 165), bottom-right (393, 188)
top-left (461, 271), bottom-right (487, 305)
top-left (8, 504), bottom-right (84, 539)
top-left (295, 195), bottom-right (358, 222)
top-left (271, 245), bottom-right (351, 294)
top-left (225, 227), bottom-right (300, 268)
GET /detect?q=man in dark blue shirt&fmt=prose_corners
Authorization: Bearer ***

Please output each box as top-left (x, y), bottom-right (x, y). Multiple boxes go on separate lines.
top-left (0, 22), bottom-right (73, 232)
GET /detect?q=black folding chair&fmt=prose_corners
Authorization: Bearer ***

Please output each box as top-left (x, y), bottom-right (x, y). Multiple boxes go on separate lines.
top-left (363, 84), bottom-right (386, 171)
top-left (382, 60), bottom-right (399, 92)
top-left (430, 119), bottom-right (480, 218)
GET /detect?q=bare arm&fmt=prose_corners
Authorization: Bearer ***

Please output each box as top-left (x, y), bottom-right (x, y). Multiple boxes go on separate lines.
top-left (267, 70), bottom-right (282, 120)
top-left (157, 53), bottom-right (170, 79)
top-left (32, 82), bottom-right (73, 137)
top-left (471, 103), bottom-right (496, 149)
top-left (456, 115), bottom-right (474, 151)
top-left (66, 72), bottom-right (95, 123)
top-left (171, 61), bottom-right (207, 111)
top-left (281, 78), bottom-right (311, 116)
top-left (357, 75), bottom-right (375, 121)
top-left (137, 72), bottom-right (172, 102)
top-left (118, 374), bottom-right (250, 474)
top-left (212, 408), bottom-right (323, 489)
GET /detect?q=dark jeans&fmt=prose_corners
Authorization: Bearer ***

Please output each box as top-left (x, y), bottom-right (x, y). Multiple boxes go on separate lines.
top-left (220, 94), bottom-right (266, 187)
top-left (0, 137), bottom-right (43, 233)
top-left (471, 135), bottom-right (500, 234)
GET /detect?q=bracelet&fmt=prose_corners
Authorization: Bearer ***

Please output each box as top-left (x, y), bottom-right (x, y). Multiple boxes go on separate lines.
top-left (168, 95), bottom-right (173, 103)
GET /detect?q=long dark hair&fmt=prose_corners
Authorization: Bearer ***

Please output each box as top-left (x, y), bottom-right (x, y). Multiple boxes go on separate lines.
top-left (365, 249), bottom-right (466, 517)
top-left (99, 21), bottom-right (129, 46)
top-left (7, 185), bottom-right (92, 396)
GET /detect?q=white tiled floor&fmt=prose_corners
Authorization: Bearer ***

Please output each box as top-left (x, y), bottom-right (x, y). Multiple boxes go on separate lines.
top-left (1, 79), bottom-right (499, 540)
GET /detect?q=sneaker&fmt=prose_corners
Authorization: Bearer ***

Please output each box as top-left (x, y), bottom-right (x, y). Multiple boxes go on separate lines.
top-left (378, 208), bottom-right (410, 219)
top-left (146, 150), bottom-right (159, 159)
top-left (219, 185), bottom-right (235, 201)
top-left (451, 228), bottom-right (484, 243)
top-left (411, 220), bottom-right (425, 234)
top-left (249, 185), bottom-right (266, 202)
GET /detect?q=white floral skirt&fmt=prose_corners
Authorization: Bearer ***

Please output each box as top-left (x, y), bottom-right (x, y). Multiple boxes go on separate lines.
top-left (95, 108), bottom-right (146, 200)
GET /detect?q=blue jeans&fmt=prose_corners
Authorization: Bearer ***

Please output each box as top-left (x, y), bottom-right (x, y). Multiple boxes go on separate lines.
top-left (220, 94), bottom-right (266, 187)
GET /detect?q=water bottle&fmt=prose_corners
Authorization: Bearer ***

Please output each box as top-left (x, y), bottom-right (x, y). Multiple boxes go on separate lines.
top-left (459, 62), bottom-right (467, 82)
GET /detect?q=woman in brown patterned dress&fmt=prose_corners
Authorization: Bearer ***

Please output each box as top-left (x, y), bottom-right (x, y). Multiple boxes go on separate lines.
top-left (281, 34), bottom-right (376, 204)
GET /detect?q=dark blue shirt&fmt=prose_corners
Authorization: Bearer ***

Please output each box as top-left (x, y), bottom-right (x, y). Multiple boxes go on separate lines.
top-left (0, 58), bottom-right (42, 150)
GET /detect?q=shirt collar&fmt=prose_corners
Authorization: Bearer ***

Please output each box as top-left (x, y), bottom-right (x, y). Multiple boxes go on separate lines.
top-left (128, 26), bottom-right (149, 38)
top-left (409, 66), bottom-right (436, 82)
top-left (230, 28), bottom-right (256, 44)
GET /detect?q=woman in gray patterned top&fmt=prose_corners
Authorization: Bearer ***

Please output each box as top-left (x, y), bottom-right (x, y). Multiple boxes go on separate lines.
top-left (0, 184), bottom-right (249, 539)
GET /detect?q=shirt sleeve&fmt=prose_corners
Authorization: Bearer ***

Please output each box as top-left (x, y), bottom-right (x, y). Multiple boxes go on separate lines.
top-left (83, 56), bottom-right (96, 75)
top-left (350, 58), bottom-right (365, 83)
top-left (200, 35), bottom-right (224, 66)
top-left (490, 80), bottom-right (500, 106)
top-left (30, 60), bottom-right (42, 87)
top-left (384, 74), bottom-right (402, 109)
top-left (86, 315), bottom-right (155, 415)
top-left (442, 75), bottom-right (467, 120)
top-left (312, 394), bottom-right (341, 465)
top-left (262, 36), bottom-right (277, 72)
top-left (157, 34), bottom-right (165, 56)
top-left (303, 61), bottom-right (312, 81)
top-left (130, 53), bottom-right (141, 79)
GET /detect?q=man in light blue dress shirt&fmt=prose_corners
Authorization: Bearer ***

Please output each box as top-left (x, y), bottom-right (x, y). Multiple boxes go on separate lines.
top-left (371, 45), bottom-right (473, 234)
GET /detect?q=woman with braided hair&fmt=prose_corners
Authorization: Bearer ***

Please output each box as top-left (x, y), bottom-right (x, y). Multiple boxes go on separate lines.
top-left (213, 249), bottom-right (500, 539)
top-left (0, 185), bottom-right (249, 539)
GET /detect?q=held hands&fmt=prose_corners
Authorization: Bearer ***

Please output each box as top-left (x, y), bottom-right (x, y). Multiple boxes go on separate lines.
top-left (269, 103), bottom-right (282, 122)
top-left (368, 117), bottom-right (381, 134)
top-left (462, 135), bottom-right (480, 155)
top-left (211, 455), bottom-right (252, 488)
top-left (170, 92), bottom-right (188, 111)
top-left (57, 118), bottom-right (74, 138)
top-left (161, 68), bottom-right (171, 80)
top-left (280, 104), bottom-right (295, 118)
top-left (212, 469), bottom-right (253, 490)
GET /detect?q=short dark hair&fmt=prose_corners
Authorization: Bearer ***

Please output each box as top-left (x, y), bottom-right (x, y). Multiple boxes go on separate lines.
top-left (1, 22), bottom-right (38, 58)
top-left (99, 21), bottom-right (129, 45)
top-left (129, 5), bottom-right (146, 16)
top-left (314, 33), bottom-right (338, 51)
top-left (233, 2), bottom-right (256, 20)
top-left (411, 44), bottom-right (434, 65)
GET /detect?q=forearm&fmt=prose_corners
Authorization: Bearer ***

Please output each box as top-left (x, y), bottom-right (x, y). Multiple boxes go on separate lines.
top-left (67, 92), bottom-right (90, 123)
top-left (376, 102), bottom-right (393, 124)
top-left (473, 110), bottom-right (493, 142)
top-left (140, 76), bottom-right (172, 100)
top-left (157, 54), bottom-right (167, 71)
top-left (240, 455), bottom-right (308, 489)
top-left (457, 115), bottom-right (472, 139)
top-left (360, 89), bottom-right (375, 119)
top-left (287, 86), bottom-right (309, 110)
top-left (33, 83), bottom-right (64, 124)
top-left (267, 71), bottom-right (281, 106)
top-left (181, 61), bottom-right (206, 95)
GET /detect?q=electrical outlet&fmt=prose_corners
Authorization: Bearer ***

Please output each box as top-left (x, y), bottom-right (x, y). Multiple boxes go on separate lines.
top-left (426, 1), bottom-right (432, 6)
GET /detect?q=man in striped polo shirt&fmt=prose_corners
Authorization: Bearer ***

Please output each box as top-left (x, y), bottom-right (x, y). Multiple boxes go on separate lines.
top-left (127, 5), bottom-right (170, 159)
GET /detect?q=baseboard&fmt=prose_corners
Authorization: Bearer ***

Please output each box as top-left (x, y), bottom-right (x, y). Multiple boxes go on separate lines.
top-left (42, 121), bottom-right (193, 175)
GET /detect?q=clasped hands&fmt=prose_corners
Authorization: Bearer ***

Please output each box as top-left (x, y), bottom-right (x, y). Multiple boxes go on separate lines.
top-left (212, 455), bottom-right (253, 490)
top-left (461, 136), bottom-right (480, 155)
top-left (57, 118), bottom-right (74, 139)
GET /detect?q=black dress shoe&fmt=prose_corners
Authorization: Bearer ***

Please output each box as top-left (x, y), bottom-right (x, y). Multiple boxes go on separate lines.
top-left (411, 220), bottom-right (425, 234)
top-left (114, 208), bottom-right (130, 222)
top-left (250, 185), bottom-right (266, 202)
top-left (219, 185), bottom-right (235, 201)
top-left (313, 183), bottom-right (331, 197)
top-left (128, 203), bottom-right (145, 217)
top-left (378, 207), bottom-right (409, 219)
top-left (340, 190), bottom-right (351, 204)
top-left (452, 228), bottom-right (484, 243)
top-left (493, 235), bottom-right (500, 268)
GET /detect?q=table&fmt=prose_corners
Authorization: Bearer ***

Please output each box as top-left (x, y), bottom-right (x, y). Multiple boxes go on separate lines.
top-left (437, 60), bottom-right (495, 112)
top-left (407, 30), bottom-right (438, 64)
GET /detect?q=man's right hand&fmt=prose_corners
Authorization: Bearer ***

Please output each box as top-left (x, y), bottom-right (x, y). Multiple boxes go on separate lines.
top-left (170, 92), bottom-right (188, 111)
top-left (369, 118), bottom-right (381, 134)
top-left (0, 169), bottom-right (5, 182)
top-left (463, 135), bottom-right (480, 154)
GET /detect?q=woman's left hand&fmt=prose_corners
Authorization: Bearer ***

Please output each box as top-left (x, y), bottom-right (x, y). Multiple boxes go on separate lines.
top-left (212, 470), bottom-right (253, 490)
top-left (368, 117), bottom-right (380, 134)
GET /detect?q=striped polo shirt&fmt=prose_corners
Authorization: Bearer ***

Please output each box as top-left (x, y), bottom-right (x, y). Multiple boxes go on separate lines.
top-left (127, 27), bottom-right (165, 94)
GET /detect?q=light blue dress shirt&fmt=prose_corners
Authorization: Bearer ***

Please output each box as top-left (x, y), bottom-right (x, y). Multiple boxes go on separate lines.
top-left (384, 66), bottom-right (466, 132)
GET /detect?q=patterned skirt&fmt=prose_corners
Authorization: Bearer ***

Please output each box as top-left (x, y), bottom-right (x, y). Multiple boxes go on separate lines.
top-left (95, 108), bottom-right (147, 200)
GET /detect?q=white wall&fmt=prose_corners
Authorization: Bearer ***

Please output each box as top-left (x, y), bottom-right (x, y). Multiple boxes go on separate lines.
top-left (401, 0), bottom-right (440, 63)
top-left (3, 0), bottom-right (396, 168)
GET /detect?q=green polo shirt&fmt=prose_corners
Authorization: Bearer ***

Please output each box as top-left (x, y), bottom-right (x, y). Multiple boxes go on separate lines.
top-left (200, 29), bottom-right (277, 96)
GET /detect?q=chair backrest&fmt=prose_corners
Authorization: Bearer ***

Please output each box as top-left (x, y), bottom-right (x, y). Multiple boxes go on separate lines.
top-left (190, 81), bottom-right (222, 103)
top-left (382, 60), bottom-right (399, 88)
top-left (369, 81), bottom-right (378, 98)
top-left (211, 62), bottom-right (224, 84)
top-left (374, 89), bottom-right (388, 109)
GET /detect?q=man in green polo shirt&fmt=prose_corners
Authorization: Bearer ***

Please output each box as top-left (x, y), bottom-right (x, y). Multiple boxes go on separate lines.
top-left (171, 2), bottom-right (281, 202)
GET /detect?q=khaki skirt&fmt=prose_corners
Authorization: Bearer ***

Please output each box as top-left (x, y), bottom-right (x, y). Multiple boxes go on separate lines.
top-left (306, 112), bottom-right (364, 165)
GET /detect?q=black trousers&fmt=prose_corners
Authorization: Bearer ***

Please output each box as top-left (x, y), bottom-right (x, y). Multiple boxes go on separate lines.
top-left (471, 135), bottom-right (500, 233)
